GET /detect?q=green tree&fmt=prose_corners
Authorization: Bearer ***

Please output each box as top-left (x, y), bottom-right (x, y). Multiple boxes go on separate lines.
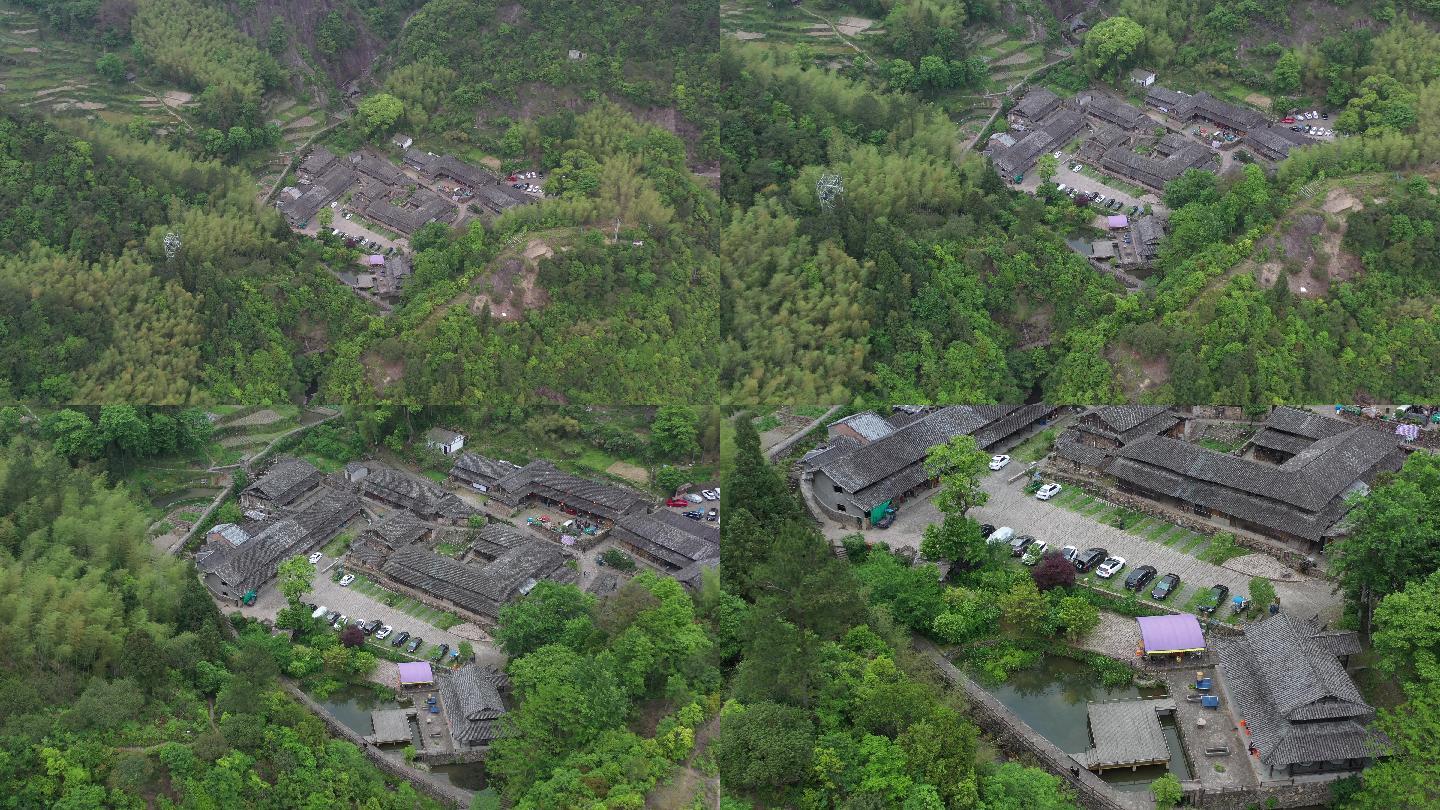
top-left (714, 702), bottom-right (815, 793)
top-left (1371, 570), bottom-right (1440, 684)
top-left (356, 93), bottom-right (405, 139)
top-left (96, 53), bottom-right (126, 84)
top-left (1051, 595), bottom-right (1099, 641)
top-left (1037, 153), bottom-right (1058, 184)
top-left (41, 409), bottom-right (101, 459)
top-left (276, 556), bottom-right (316, 605)
top-left (999, 579), bottom-right (1050, 636)
top-left (1342, 675), bottom-right (1440, 809)
top-left (495, 581), bottom-right (595, 657)
top-left (1081, 17), bottom-right (1144, 79)
top-left (1273, 50), bottom-right (1302, 96)
top-left (979, 762), bottom-right (1079, 809)
top-left (1150, 773), bottom-right (1183, 810)
top-left (923, 433), bottom-right (990, 517)
top-left (650, 405), bottom-right (700, 460)
top-left (1249, 577), bottom-right (1277, 612)
top-left (920, 515), bottom-right (989, 565)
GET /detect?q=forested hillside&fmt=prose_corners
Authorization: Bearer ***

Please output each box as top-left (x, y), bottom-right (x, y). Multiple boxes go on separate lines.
top-left (0, 111), bottom-right (371, 403)
top-left (718, 1), bottom-right (1440, 404)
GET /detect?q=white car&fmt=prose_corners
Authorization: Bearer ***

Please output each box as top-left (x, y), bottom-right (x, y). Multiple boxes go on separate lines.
top-left (1053, 151), bottom-right (1063, 159)
top-left (343, 212), bottom-right (352, 220)
top-left (1071, 164), bottom-right (1082, 172)
top-left (685, 493), bottom-right (704, 504)
top-left (308, 551), bottom-right (323, 564)
top-left (1021, 541), bottom-right (1049, 565)
top-left (1056, 183), bottom-right (1067, 193)
top-left (702, 489), bottom-right (719, 501)
top-left (987, 526), bottom-right (1015, 545)
top-left (989, 454), bottom-right (1011, 471)
top-left (1035, 482), bottom-right (1063, 500)
top-left (1060, 545), bottom-right (1078, 562)
top-left (375, 625), bottom-right (392, 640)
top-left (338, 573), bottom-right (356, 587)
top-left (1096, 556), bottom-right (1127, 578)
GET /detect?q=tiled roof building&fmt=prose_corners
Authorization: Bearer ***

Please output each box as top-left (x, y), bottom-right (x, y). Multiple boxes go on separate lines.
top-left (437, 664), bottom-right (509, 746)
top-left (489, 460), bottom-right (652, 522)
top-left (611, 509), bottom-right (720, 572)
top-left (241, 457), bottom-right (322, 509)
top-left (199, 488), bottom-right (361, 600)
top-left (1217, 613), bottom-right (1382, 776)
top-left (448, 452), bottom-right (523, 491)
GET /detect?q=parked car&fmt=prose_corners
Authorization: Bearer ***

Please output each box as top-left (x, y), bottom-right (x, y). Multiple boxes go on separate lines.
top-left (1096, 556), bottom-right (1127, 578)
top-left (1281, 116), bottom-right (1294, 124)
top-left (1021, 541), bottom-right (1049, 565)
top-left (1060, 545), bottom-right (1078, 562)
top-left (979, 524), bottom-right (996, 540)
top-left (406, 636), bottom-right (423, 653)
top-left (324, 610), bottom-right (340, 625)
top-left (435, 643), bottom-right (450, 660)
top-left (391, 630), bottom-right (410, 648)
top-left (1074, 547), bottom-right (1108, 572)
top-left (1010, 534), bottom-right (1037, 557)
top-left (1035, 482), bottom-right (1063, 501)
top-left (706, 508), bottom-right (719, 521)
top-left (1072, 164), bottom-right (1082, 172)
top-left (334, 613), bottom-right (348, 629)
top-left (683, 510), bottom-right (703, 520)
top-left (1056, 183), bottom-right (1067, 193)
top-left (702, 489), bottom-right (719, 501)
top-left (310, 605), bottom-right (327, 619)
top-left (1199, 584), bottom-right (1230, 613)
top-left (1150, 573), bottom-right (1180, 601)
top-left (1053, 151), bottom-right (1063, 159)
top-left (364, 619), bottom-right (383, 635)
top-left (875, 509), bottom-right (896, 529)
top-left (308, 551), bottom-right (323, 564)
top-left (1124, 565), bottom-right (1157, 591)
top-left (666, 497), bottom-right (689, 507)
top-left (988, 526), bottom-right (1015, 545)
top-left (685, 493), bottom-right (704, 504)
top-left (989, 454), bottom-right (1011, 471)
top-left (352, 617), bottom-right (367, 631)
top-left (339, 573), bottom-right (355, 587)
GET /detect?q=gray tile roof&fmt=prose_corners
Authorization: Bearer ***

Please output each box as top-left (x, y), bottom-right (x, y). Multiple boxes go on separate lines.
top-left (348, 150), bottom-right (404, 184)
top-left (244, 457), bottom-right (321, 504)
top-left (449, 452), bottom-right (522, 486)
top-left (612, 510), bottom-right (720, 571)
top-left (1108, 427), bottom-right (1402, 541)
top-left (1249, 408), bottom-right (1351, 458)
top-left (299, 146), bottom-right (336, 176)
top-left (1084, 95), bottom-right (1149, 130)
top-left (1101, 139), bottom-right (1213, 190)
top-left (347, 462), bottom-right (477, 521)
top-left (991, 108), bottom-right (1085, 176)
top-left (437, 664), bottom-right (508, 745)
top-left (469, 522), bottom-right (530, 559)
top-left (1246, 126), bottom-right (1311, 160)
top-left (203, 489), bottom-right (360, 593)
top-left (1013, 86), bottom-right (1061, 120)
top-left (278, 164), bottom-right (356, 226)
top-left (359, 187), bottom-right (456, 236)
top-left (831, 412), bottom-right (896, 442)
top-left (490, 460), bottom-right (651, 519)
top-left (1090, 406), bottom-right (1172, 434)
top-left (1054, 435), bottom-right (1110, 468)
top-left (365, 510), bottom-right (428, 547)
top-left (380, 539), bottom-right (574, 619)
top-left (1071, 698), bottom-right (1175, 770)
top-left (1217, 613), bottom-right (1381, 767)
top-left (1144, 86), bottom-right (1186, 109)
top-left (817, 404), bottom-right (1053, 511)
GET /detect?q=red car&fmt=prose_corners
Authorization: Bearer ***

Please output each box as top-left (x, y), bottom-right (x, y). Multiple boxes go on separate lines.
top-left (560, 505), bottom-right (578, 515)
top-left (666, 498), bottom-right (689, 507)
top-left (1281, 117), bottom-right (1294, 124)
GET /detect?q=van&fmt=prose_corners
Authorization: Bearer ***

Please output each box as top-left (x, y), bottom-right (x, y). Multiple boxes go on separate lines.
top-left (310, 605), bottom-right (328, 620)
top-left (987, 526), bottom-right (1015, 545)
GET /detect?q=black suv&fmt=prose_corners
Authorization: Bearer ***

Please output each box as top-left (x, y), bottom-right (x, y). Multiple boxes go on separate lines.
top-left (1010, 535), bottom-right (1037, 557)
top-left (406, 636), bottom-right (423, 653)
top-left (391, 630), bottom-right (410, 648)
top-left (979, 524), bottom-right (996, 540)
top-left (364, 619), bottom-right (383, 635)
top-left (1124, 565), bottom-right (1157, 591)
top-left (1150, 573), bottom-right (1180, 601)
top-left (1074, 547), bottom-right (1109, 572)
top-left (1198, 584), bottom-right (1230, 613)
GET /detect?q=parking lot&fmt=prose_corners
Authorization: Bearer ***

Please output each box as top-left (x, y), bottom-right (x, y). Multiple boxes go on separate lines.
top-left (303, 211), bottom-right (408, 252)
top-left (1018, 158), bottom-right (1166, 217)
top-left (973, 473), bottom-right (1344, 622)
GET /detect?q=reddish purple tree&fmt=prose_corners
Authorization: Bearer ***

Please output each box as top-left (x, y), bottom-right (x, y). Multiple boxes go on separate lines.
top-left (1032, 553), bottom-right (1076, 592)
top-left (340, 626), bottom-right (366, 648)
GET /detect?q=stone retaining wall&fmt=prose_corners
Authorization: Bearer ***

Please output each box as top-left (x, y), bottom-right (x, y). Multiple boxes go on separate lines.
top-left (279, 679), bottom-right (471, 808)
top-left (1181, 779), bottom-right (1336, 809)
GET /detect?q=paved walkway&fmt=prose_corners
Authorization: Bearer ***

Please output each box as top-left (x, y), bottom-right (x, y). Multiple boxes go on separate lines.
top-left (973, 473), bottom-right (1343, 622)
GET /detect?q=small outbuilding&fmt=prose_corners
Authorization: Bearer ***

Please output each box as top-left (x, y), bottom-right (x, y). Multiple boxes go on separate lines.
top-left (1137, 614), bottom-right (1206, 657)
top-left (425, 427), bottom-right (466, 455)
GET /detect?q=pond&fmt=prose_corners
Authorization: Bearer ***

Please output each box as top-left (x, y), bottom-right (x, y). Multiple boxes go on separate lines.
top-left (969, 654), bottom-right (1191, 791)
top-left (306, 685), bottom-right (488, 791)
top-left (151, 487), bottom-right (222, 509)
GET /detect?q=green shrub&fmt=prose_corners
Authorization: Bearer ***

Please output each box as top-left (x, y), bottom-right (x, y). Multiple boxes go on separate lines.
top-left (841, 534), bottom-right (870, 562)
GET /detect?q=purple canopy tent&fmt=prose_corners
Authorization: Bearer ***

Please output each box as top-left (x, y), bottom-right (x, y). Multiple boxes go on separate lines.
top-left (1136, 614), bottom-right (1206, 655)
top-left (1106, 214), bottom-right (1129, 229)
top-left (397, 661), bottom-right (434, 687)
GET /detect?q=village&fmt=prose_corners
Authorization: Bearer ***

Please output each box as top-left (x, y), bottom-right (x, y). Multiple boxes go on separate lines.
top-left (984, 71), bottom-right (1338, 286)
top-left (276, 138), bottom-right (541, 305)
top-left (190, 423), bottom-right (720, 776)
top-left (781, 403), bottom-right (1429, 803)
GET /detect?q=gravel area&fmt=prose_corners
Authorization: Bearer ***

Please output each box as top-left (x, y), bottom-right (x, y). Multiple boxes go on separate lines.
top-left (1076, 610), bottom-right (1143, 661)
top-left (974, 474), bottom-right (1344, 622)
